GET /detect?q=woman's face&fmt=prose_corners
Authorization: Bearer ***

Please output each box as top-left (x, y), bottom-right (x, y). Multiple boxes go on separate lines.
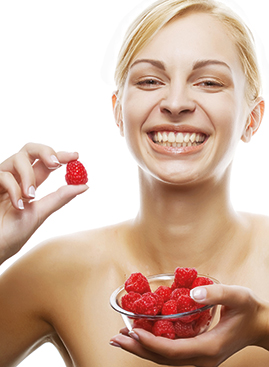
top-left (119, 12), bottom-right (250, 185)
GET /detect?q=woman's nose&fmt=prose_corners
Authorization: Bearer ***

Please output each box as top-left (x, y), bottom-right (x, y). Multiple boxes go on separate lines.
top-left (159, 84), bottom-right (196, 117)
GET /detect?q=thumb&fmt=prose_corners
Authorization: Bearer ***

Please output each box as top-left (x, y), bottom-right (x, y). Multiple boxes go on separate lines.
top-left (37, 184), bottom-right (89, 223)
top-left (190, 284), bottom-right (251, 308)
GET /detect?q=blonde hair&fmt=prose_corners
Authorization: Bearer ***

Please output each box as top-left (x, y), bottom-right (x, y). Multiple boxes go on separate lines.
top-left (114, 0), bottom-right (261, 104)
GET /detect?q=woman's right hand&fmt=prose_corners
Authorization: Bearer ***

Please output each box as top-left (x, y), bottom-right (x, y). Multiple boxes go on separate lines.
top-left (0, 143), bottom-right (88, 265)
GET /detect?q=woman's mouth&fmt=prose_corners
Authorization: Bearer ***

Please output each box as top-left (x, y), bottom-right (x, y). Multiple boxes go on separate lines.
top-left (149, 131), bottom-right (207, 148)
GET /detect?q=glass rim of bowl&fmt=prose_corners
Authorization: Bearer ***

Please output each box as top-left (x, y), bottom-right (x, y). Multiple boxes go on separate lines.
top-left (110, 272), bottom-right (219, 320)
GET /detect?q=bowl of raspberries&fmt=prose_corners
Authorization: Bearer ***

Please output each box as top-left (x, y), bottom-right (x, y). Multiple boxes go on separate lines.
top-left (110, 267), bottom-right (219, 339)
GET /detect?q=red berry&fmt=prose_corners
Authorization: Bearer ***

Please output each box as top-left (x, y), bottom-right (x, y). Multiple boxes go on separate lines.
top-left (161, 300), bottom-right (178, 315)
top-left (177, 295), bottom-right (200, 323)
top-left (154, 286), bottom-right (172, 302)
top-left (152, 320), bottom-right (176, 339)
top-left (170, 288), bottom-right (190, 300)
top-left (177, 294), bottom-right (196, 313)
top-left (125, 273), bottom-right (151, 294)
top-left (174, 267), bottom-right (198, 288)
top-left (193, 309), bottom-right (212, 334)
top-left (174, 320), bottom-right (196, 338)
top-left (65, 160), bottom-right (88, 185)
top-left (191, 276), bottom-right (214, 289)
top-left (121, 292), bottom-right (141, 312)
top-left (133, 293), bottom-right (158, 315)
top-left (151, 292), bottom-right (164, 313)
top-left (133, 318), bottom-right (154, 332)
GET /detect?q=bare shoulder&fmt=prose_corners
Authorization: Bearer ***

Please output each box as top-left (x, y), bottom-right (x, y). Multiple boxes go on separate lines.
top-left (1, 220), bottom-right (130, 298)
top-left (241, 212), bottom-right (269, 241)
top-left (21, 220), bottom-right (130, 275)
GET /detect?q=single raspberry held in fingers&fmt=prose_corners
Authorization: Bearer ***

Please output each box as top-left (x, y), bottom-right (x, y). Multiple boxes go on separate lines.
top-left (65, 160), bottom-right (88, 185)
top-left (125, 272), bottom-right (151, 294)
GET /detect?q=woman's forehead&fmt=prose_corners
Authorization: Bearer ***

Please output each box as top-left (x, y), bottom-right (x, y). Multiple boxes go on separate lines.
top-left (133, 12), bottom-right (242, 73)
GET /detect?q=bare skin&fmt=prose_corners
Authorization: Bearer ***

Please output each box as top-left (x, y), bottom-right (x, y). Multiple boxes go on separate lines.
top-left (1, 11), bottom-right (269, 367)
top-left (1, 213), bottom-right (269, 367)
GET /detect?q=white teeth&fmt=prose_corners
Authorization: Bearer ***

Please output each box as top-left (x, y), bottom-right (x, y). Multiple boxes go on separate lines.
top-left (168, 132), bottom-right (176, 143)
top-left (184, 133), bottom-right (190, 143)
top-left (176, 132), bottom-right (184, 143)
top-left (152, 131), bottom-right (206, 147)
top-left (190, 133), bottom-right (196, 143)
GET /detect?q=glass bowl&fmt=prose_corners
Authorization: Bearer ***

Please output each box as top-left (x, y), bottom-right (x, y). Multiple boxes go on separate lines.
top-left (110, 273), bottom-right (219, 339)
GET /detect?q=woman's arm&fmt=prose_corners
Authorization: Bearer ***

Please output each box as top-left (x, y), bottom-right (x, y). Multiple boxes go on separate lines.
top-left (110, 284), bottom-right (269, 366)
top-left (0, 142), bottom-right (88, 264)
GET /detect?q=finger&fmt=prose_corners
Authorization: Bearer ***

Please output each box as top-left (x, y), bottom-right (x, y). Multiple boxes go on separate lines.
top-left (0, 171), bottom-right (24, 209)
top-left (19, 142), bottom-right (63, 169)
top-left (33, 151), bottom-right (79, 188)
top-left (35, 184), bottom-right (88, 224)
top-left (10, 152), bottom-right (37, 199)
top-left (119, 327), bottom-right (129, 336)
top-left (110, 333), bottom-right (171, 365)
top-left (132, 327), bottom-right (225, 360)
top-left (190, 284), bottom-right (252, 308)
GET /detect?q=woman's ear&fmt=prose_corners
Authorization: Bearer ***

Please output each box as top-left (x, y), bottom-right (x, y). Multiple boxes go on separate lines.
top-left (112, 92), bottom-right (124, 137)
top-left (241, 97), bottom-right (265, 143)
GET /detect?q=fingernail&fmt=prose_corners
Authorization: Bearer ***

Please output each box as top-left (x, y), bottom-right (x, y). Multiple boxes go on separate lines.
top-left (50, 155), bottom-right (60, 165)
top-left (28, 186), bottom-right (35, 198)
top-left (129, 330), bottom-right (140, 341)
top-left (48, 155), bottom-right (61, 170)
top-left (109, 341), bottom-right (121, 348)
top-left (190, 287), bottom-right (207, 301)
top-left (18, 199), bottom-right (24, 210)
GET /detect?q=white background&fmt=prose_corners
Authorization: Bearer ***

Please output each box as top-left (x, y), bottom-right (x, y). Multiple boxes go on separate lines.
top-left (0, 0), bottom-right (268, 365)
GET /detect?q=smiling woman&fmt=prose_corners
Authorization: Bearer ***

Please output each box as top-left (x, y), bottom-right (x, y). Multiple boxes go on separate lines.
top-left (0, 0), bottom-right (269, 367)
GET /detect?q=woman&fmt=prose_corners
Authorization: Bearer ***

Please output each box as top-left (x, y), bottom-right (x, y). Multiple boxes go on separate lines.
top-left (1, 0), bottom-right (269, 366)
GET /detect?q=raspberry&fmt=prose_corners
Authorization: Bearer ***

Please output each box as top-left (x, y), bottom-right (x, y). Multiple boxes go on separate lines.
top-left (161, 300), bottom-right (178, 315)
top-left (151, 292), bottom-right (164, 313)
top-left (174, 320), bottom-right (196, 338)
top-left (177, 295), bottom-right (200, 323)
top-left (133, 318), bottom-right (153, 332)
top-left (191, 276), bottom-right (214, 289)
top-left (154, 286), bottom-right (172, 302)
top-left (121, 292), bottom-right (141, 312)
top-left (174, 267), bottom-right (198, 288)
top-left (193, 309), bottom-right (212, 334)
top-left (125, 272), bottom-right (151, 294)
top-left (65, 160), bottom-right (88, 185)
top-left (170, 287), bottom-right (190, 300)
top-left (177, 294), bottom-right (196, 313)
top-left (133, 293), bottom-right (158, 315)
top-left (152, 320), bottom-right (176, 339)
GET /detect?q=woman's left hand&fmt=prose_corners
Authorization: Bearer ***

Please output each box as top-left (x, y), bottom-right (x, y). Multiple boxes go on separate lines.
top-left (110, 284), bottom-right (269, 366)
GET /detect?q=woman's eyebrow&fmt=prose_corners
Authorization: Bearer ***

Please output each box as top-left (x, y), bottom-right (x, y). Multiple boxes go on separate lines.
top-left (130, 59), bottom-right (166, 70)
top-left (193, 59), bottom-right (231, 71)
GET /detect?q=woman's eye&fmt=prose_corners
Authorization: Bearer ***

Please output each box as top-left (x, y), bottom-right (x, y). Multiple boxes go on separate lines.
top-left (197, 80), bottom-right (224, 88)
top-left (136, 78), bottom-right (163, 88)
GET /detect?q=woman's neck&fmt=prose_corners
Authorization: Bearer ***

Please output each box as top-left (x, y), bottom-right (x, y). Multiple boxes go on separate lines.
top-left (130, 168), bottom-right (245, 275)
